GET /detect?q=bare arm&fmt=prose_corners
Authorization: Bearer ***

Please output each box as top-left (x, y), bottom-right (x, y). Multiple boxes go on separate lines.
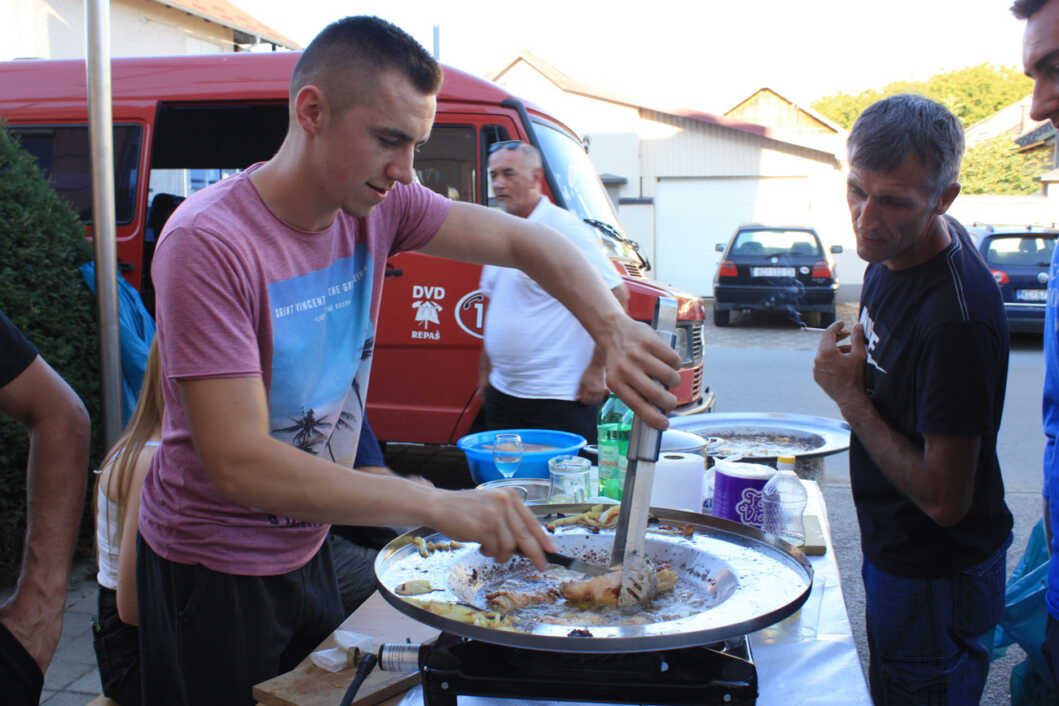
top-left (577, 284), bottom-right (630, 405)
top-left (422, 202), bottom-right (678, 428)
top-left (356, 463), bottom-right (433, 488)
top-left (477, 349), bottom-right (491, 398)
top-left (116, 449), bottom-right (156, 625)
top-left (0, 357), bottom-right (90, 671)
top-left (180, 376), bottom-right (554, 567)
top-left (813, 322), bottom-right (977, 526)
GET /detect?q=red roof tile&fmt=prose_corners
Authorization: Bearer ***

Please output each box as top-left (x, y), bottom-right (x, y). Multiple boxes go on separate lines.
top-left (152, 0), bottom-right (300, 49)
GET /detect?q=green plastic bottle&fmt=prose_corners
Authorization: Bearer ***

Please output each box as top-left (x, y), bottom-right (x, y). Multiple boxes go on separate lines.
top-left (597, 394), bottom-right (632, 499)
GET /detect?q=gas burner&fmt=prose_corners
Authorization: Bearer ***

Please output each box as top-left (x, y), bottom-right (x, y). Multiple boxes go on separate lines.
top-left (415, 632), bottom-right (756, 706)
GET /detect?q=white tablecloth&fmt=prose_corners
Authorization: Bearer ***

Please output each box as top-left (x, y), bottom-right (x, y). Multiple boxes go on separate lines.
top-left (398, 481), bottom-right (871, 706)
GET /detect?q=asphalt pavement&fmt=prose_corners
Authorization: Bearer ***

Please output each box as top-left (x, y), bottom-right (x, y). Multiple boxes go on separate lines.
top-left (33, 296), bottom-right (1047, 704)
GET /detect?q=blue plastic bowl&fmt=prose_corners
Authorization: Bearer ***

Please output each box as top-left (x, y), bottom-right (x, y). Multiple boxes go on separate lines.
top-left (456, 428), bottom-right (587, 484)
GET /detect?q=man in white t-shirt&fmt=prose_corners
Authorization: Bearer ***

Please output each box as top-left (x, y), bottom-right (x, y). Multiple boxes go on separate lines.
top-left (478, 141), bottom-right (629, 443)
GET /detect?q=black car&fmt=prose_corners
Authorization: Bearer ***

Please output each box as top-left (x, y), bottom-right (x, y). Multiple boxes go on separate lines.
top-left (712, 225), bottom-right (842, 327)
top-left (968, 225), bottom-right (1057, 334)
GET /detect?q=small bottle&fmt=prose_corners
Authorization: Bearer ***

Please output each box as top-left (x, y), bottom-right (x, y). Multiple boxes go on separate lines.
top-left (596, 394), bottom-right (632, 500)
top-left (761, 455), bottom-right (807, 547)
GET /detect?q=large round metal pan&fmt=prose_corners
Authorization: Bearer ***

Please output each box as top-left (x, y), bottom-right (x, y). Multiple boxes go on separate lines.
top-left (374, 504), bottom-right (812, 653)
top-left (668, 411), bottom-right (850, 460)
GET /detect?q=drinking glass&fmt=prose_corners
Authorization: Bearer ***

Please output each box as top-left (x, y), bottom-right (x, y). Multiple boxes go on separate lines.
top-left (493, 433), bottom-right (523, 479)
top-left (547, 455), bottom-right (592, 503)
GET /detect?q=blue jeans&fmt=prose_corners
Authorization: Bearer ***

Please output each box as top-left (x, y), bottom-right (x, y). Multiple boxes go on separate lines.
top-left (1045, 614), bottom-right (1059, 690)
top-left (862, 535), bottom-right (1011, 706)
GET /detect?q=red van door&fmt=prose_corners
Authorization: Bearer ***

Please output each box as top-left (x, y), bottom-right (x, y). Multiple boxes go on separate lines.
top-left (369, 115), bottom-right (520, 443)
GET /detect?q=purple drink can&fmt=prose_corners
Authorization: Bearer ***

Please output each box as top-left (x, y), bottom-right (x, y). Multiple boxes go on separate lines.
top-left (711, 460), bottom-right (776, 528)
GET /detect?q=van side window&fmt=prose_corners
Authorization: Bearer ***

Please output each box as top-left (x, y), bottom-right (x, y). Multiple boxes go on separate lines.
top-left (414, 125), bottom-right (475, 203)
top-left (7, 125), bottom-right (142, 224)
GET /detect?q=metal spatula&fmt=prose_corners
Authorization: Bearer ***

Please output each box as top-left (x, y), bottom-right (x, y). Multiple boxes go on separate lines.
top-left (542, 551), bottom-right (609, 577)
top-left (610, 297), bottom-right (679, 610)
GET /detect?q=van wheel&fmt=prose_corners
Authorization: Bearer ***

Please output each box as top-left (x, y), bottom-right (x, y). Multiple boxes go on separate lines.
top-left (714, 308), bottom-right (730, 326)
top-left (818, 309), bottom-right (835, 327)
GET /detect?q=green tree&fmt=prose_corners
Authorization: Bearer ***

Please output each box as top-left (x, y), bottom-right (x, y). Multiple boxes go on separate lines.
top-left (812, 63), bottom-right (1033, 129)
top-left (960, 133), bottom-right (1047, 195)
top-left (0, 125), bottom-right (103, 584)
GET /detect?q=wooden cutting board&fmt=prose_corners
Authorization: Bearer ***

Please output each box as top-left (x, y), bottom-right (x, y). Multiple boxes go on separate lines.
top-left (253, 591), bottom-right (439, 706)
top-left (802, 514), bottom-right (826, 556)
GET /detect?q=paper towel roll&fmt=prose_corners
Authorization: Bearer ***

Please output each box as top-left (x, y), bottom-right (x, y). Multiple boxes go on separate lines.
top-left (650, 452), bottom-right (706, 512)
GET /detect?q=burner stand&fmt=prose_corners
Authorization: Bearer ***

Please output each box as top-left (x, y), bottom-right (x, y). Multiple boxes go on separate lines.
top-left (419, 632), bottom-right (757, 706)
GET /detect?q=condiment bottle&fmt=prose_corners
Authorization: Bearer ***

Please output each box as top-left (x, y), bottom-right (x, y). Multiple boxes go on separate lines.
top-left (761, 455), bottom-right (807, 547)
top-left (597, 394), bottom-right (632, 499)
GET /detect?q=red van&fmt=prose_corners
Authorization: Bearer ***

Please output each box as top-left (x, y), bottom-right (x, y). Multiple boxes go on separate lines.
top-left (0, 53), bottom-right (712, 444)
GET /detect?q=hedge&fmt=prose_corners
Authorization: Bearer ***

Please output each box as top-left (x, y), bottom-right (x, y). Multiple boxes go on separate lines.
top-left (0, 124), bottom-right (104, 586)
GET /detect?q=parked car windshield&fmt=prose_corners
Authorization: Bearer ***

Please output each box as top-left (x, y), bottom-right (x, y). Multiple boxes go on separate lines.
top-left (732, 229), bottom-right (821, 258)
top-left (983, 235), bottom-right (1055, 267)
top-left (533, 120), bottom-right (640, 262)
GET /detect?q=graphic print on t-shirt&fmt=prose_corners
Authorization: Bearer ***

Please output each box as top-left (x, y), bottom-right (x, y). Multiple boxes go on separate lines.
top-left (268, 248), bottom-right (374, 469)
top-left (858, 307), bottom-right (888, 374)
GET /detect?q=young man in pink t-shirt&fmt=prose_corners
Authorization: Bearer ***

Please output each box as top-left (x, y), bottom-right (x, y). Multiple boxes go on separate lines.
top-left (138, 16), bottom-right (682, 704)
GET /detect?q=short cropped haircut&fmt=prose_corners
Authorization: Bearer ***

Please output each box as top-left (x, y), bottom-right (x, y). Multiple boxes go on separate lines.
top-left (1012, 0), bottom-right (1051, 19)
top-left (291, 16), bottom-right (443, 114)
top-left (847, 94), bottom-right (965, 197)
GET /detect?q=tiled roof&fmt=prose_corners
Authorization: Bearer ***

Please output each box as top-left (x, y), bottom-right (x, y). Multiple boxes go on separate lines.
top-left (1016, 122), bottom-right (1055, 148)
top-left (151, 0), bottom-right (300, 49)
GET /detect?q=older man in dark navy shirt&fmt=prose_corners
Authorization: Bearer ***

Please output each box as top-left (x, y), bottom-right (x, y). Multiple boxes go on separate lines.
top-left (813, 95), bottom-right (1013, 705)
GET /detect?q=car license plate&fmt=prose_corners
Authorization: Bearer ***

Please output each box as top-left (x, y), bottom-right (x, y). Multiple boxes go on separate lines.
top-left (751, 267), bottom-right (796, 278)
top-left (1016, 289), bottom-right (1047, 302)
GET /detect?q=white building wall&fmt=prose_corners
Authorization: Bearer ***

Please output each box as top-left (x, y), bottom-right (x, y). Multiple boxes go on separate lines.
top-left (493, 62), bottom-right (864, 285)
top-left (948, 193), bottom-right (1059, 229)
top-left (495, 62), bottom-right (643, 202)
top-left (3, 0), bottom-right (235, 61)
top-left (618, 203), bottom-right (654, 264)
top-left (585, 132), bottom-right (639, 198)
top-left (637, 110), bottom-right (840, 188)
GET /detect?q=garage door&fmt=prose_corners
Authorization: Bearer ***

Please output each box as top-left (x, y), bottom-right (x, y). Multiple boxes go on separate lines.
top-left (654, 177), bottom-right (812, 297)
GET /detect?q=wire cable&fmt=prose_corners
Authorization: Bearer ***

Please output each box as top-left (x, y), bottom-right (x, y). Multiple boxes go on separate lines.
top-left (339, 652), bottom-right (378, 706)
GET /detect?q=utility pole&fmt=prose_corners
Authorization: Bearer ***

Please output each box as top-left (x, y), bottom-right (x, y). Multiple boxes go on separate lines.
top-left (85, 0), bottom-right (123, 447)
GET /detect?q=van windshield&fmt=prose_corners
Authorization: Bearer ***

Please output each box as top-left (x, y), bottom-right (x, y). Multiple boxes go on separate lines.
top-left (533, 121), bottom-right (640, 263)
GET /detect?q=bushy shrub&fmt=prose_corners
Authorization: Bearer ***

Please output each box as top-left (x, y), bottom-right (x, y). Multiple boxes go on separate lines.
top-left (0, 124), bottom-right (104, 585)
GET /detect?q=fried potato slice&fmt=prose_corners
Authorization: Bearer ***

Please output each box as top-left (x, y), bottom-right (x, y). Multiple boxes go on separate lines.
top-left (545, 504), bottom-right (606, 531)
top-left (394, 580), bottom-right (437, 596)
top-left (405, 598), bottom-right (515, 630)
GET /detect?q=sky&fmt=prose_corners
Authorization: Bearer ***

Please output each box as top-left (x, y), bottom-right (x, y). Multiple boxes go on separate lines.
top-left (231, 0), bottom-right (1031, 115)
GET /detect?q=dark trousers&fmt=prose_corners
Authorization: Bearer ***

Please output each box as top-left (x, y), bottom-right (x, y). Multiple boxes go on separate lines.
top-left (327, 532), bottom-right (387, 617)
top-left (483, 386), bottom-right (600, 444)
top-left (0, 621), bottom-right (42, 706)
top-left (862, 535), bottom-right (1010, 705)
top-left (1045, 614), bottom-right (1059, 690)
top-left (92, 585), bottom-right (141, 705)
top-left (136, 533), bottom-right (344, 705)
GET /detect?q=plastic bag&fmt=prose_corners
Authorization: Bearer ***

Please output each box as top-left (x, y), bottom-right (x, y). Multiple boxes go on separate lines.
top-left (79, 262), bottom-right (156, 425)
top-left (990, 519), bottom-right (1056, 705)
